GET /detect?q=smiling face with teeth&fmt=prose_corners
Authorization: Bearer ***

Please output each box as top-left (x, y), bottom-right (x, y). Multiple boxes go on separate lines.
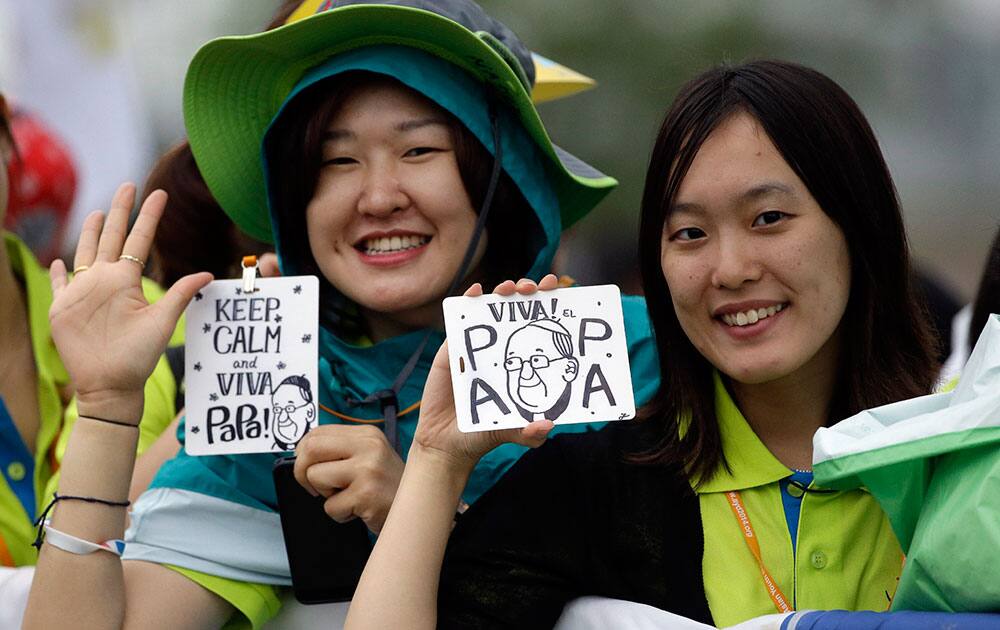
top-left (660, 112), bottom-right (851, 387)
top-left (305, 78), bottom-right (486, 339)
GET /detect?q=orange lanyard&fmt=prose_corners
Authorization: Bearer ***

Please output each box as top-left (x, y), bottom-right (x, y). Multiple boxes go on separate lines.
top-left (0, 533), bottom-right (14, 567)
top-left (725, 490), bottom-right (793, 614)
top-left (318, 400), bottom-right (421, 424)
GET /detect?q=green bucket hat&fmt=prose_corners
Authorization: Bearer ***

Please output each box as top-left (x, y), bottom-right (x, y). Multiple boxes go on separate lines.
top-left (183, 0), bottom-right (617, 244)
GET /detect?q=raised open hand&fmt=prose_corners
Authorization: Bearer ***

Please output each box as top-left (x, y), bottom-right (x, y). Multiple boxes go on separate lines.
top-left (48, 184), bottom-right (213, 413)
top-left (412, 275), bottom-right (560, 473)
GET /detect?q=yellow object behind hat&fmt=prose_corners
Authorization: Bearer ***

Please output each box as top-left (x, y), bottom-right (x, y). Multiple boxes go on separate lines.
top-left (529, 52), bottom-right (596, 103)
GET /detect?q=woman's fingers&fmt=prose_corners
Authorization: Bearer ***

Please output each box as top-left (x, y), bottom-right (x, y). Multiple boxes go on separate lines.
top-left (73, 210), bottom-right (104, 271)
top-left (258, 253), bottom-right (281, 278)
top-left (462, 282), bottom-right (483, 297)
top-left (120, 189), bottom-right (167, 270)
top-left (492, 274), bottom-right (559, 297)
top-left (303, 460), bottom-right (355, 499)
top-left (491, 280), bottom-right (516, 296)
top-left (492, 420), bottom-right (554, 450)
top-left (49, 259), bottom-right (67, 293)
top-left (323, 492), bottom-right (358, 524)
top-left (293, 457), bottom-right (320, 497)
top-left (515, 274), bottom-right (558, 295)
top-left (95, 183), bottom-right (136, 262)
top-left (537, 273), bottom-right (558, 291)
top-left (515, 278), bottom-right (537, 295)
top-left (153, 272), bottom-right (214, 335)
top-left (517, 420), bottom-right (554, 448)
top-left (429, 339), bottom-right (450, 371)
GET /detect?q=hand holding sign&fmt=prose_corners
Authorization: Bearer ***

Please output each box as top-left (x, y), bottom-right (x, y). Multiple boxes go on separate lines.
top-left (49, 184), bottom-right (213, 411)
top-left (413, 277), bottom-right (558, 473)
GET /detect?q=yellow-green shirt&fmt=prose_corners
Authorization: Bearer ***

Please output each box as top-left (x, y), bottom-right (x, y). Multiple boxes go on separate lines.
top-left (0, 233), bottom-right (70, 567)
top-left (699, 373), bottom-right (903, 626)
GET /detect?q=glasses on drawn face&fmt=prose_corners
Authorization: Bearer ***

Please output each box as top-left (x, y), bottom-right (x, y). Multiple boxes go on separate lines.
top-left (504, 355), bottom-right (565, 372)
top-left (273, 402), bottom-right (306, 414)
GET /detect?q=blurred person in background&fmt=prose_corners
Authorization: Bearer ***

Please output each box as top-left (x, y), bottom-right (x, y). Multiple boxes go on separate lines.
top-left (967, 226), bottom-right (1000, 354)
top-left (0, 92), bottom-right (183, 628)
top-left (0, 0), bottom-right (282, 250)
top-left (146, 141), bottom-right (271, 288)
top-left (0, 90), bottom-right (71, 628)
top-left (940, 224), bottom-right (1000, 383)
top-left (2, 104), bottom-right (77, 266)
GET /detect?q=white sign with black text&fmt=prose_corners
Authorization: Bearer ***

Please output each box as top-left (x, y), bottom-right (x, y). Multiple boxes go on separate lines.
top-left (184, 276), bottom-right (319, 455)
top-left (443, 285), bottom-right (635, 433)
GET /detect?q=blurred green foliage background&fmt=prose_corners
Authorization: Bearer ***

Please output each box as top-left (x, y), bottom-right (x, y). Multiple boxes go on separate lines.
top-left (479, 1), bottom-right (1000, 300)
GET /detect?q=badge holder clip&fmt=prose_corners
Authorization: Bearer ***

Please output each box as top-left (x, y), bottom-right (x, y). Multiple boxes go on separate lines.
top-left (242, 255), bottom-right (260, 293)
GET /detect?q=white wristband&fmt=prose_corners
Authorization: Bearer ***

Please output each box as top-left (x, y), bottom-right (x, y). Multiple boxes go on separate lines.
top-left (43, 525), bottom-right (125, 556)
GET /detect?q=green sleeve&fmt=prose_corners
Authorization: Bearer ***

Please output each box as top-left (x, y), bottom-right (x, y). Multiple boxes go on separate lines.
top-left (167, 565), bottom-right (283, 629)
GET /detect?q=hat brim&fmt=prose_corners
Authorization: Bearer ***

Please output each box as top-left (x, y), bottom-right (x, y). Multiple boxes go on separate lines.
top-left (184, 4), bottom-right (616, 244)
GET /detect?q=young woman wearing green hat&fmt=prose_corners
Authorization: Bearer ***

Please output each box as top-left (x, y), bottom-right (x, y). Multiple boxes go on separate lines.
top-left (343, 61), bottom-right (943, 629)
top-left (22, 1), bottom-right (660, 628)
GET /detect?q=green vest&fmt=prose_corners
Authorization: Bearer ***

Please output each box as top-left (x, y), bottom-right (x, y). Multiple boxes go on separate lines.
top-left (0, 233), bottom-right (68, 567)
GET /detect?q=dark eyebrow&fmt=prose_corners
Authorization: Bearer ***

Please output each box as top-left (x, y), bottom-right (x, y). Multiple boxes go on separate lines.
top-left (395, 117), bottom-right (449, 133)
top-left (668, 201), bottom-right (704, 217)
top-left (738, 181), bottom-right (795, 203)
top-left (669, 181), bottom-right (795, 216)
top-left (322, 129), bottom-right (354, 142)
top-left (321, 118), bottom-right (448, 143)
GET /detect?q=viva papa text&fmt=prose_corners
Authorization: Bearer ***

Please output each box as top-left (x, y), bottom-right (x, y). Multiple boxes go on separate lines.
top-left (202, 297), bottom-right (283, 444)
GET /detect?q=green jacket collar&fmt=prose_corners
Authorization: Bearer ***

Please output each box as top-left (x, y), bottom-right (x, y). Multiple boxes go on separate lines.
top-left (697, 372), bottom-right (791, 494)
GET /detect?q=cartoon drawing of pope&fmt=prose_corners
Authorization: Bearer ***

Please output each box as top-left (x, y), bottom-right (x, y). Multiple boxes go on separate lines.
top-left (503, 319), bottom-right (579, 422)
top-left (271, 374), bottom-right (316, 450)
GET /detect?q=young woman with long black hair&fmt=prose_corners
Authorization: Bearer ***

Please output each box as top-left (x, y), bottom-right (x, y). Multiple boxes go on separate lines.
top-left (345, 60), bottom-right (940, 629)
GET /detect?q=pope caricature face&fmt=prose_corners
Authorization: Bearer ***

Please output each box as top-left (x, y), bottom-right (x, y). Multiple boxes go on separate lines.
top-left (504, 319), bottom-right (579, 421)
top-left (271, 375), bottom-right (316, 449)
